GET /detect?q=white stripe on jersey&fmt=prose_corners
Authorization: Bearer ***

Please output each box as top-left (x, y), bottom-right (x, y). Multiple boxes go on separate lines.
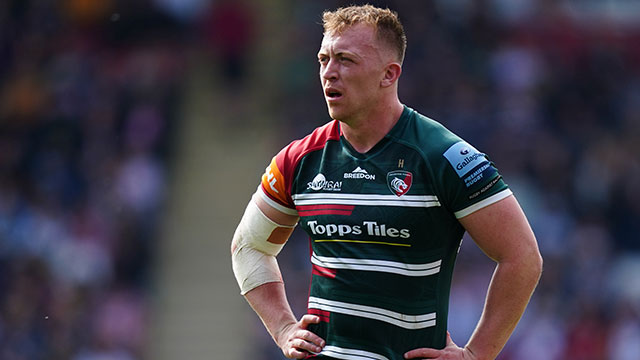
top-left (308, 297), bottom-right (436, 330)
top-left (454, 189), bottom-right (512, 218)
top-left (312, 252), bottom-right (441, 277)
top-left (320, 345), bottom-right (389, 360)
top-left (257, 186), bottom-right (299, 216)
top-left (292, 193), bottom-right (441, 208)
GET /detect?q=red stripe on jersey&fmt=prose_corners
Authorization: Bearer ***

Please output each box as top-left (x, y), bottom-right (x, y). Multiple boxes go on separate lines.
top-left (297, 204), bottom-right (354, 216)
top-left (312, 264), bottom-right (337, 278)
top-left (299, 210), bottom-right (353, 217)
top-left (274, 120), bottom-right (341, 207)
top-left (297, 204), bottom-right (355, 211)
top-left (307, 308), bottom-right (330, 323)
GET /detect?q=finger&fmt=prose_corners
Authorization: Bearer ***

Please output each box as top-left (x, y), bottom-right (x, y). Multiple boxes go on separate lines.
top-left (297, 337), bottom-right (323, 353)
top-left (298, 315), bottom-right (325, 347)
top-left (291, 338), bottom-right (322, 355)
top-left (284, 346), bottom-right (308, 359)
top-left (404, 348), bottom-right (441, 359)
top-left (300, 314), bottom-right (320, 327)
top-left (292, 329), bottom-right (325, 349)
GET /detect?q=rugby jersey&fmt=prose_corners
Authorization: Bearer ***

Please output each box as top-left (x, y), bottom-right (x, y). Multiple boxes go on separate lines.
top-left (258, 106), bottom-right (511, 360)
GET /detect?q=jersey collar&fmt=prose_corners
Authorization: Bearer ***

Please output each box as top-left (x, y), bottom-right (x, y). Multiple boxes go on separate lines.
top-left (339, 105), bottom-right (411, 159)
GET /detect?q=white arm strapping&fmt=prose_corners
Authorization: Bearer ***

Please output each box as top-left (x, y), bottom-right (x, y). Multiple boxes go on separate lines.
top-left (231, 196), bottom-right (295, 295)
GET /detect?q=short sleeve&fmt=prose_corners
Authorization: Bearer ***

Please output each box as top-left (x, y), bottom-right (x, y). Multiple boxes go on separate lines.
top-left (257, 119), bottom-right (341, 217)
top-left (259, 156), bottom-right (298, 216)
top-left (439, 140), bottom-right (512, 218)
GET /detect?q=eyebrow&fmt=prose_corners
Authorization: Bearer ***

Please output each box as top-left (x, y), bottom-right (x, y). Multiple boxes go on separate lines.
top-left (317, 50), bottom-right (360, 60)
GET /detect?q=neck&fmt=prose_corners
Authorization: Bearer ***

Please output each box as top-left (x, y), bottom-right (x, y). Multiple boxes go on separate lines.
top-left (340, 99), bottom-right (404, 154)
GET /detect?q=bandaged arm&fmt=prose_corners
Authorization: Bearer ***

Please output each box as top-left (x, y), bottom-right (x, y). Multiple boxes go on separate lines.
top-left (231, 191), bottom-right (297, 295)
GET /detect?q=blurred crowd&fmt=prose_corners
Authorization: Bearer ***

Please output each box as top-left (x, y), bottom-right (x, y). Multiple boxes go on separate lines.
top-left (266, 1), bottom-right (640, 360)
top-left (0, 1), bottom-right (189, 358)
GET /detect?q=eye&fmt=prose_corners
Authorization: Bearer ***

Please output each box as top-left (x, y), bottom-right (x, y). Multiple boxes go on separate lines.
top-left (339, 56), bottom-right (353, 63)
top-left (318, 56), bottom-right (329, 65)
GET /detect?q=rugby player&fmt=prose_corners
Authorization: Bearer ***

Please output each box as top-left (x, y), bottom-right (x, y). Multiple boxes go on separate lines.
top-left (231, 5), bottom-right (542, 360)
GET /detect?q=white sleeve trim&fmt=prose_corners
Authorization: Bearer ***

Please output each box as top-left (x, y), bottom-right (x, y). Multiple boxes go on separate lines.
top-left (454, 189), bottom-right (513, 219)
top-left (257, 186), bottom-right (299, 216)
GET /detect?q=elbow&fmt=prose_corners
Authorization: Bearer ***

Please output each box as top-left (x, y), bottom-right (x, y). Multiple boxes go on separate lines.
top-left (503, 244), bottom-right (543, 286)
top-left (522, 244), bottom-right (543, 287)
top-left (231, 238), bottom-right (238, 256)
top-left (522, 234), bottom-right (544, 283)
top-left (532, 249), bottom-right (543, 282)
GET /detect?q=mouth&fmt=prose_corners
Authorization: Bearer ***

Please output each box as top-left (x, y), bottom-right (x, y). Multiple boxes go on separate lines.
top-left (325, 88), bottom-right (343, 101)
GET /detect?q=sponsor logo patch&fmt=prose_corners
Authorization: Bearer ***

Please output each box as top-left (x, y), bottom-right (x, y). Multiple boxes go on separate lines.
top-left (463, 163), bottom-right (491, 188)
top-left (443, 141), bottom-right (489, 178)
top-left (344, 166), bottom-right (376, 180)
top-left (307, 220), bottom-right (410, 238)
top-left (387, 170), bottom-right (413, 197)
top-left (443, 141), bottom-right (496, 187)
top-left (261, 157), bottom-right (288, 204)
top-left (442, 141), bottom-right (491, 187)
top-left (307, 173), bottom-right (342, 192)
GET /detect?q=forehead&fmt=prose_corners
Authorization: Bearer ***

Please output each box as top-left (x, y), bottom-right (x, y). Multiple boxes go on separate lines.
top-left (319, 23), bottom-right (380, 56)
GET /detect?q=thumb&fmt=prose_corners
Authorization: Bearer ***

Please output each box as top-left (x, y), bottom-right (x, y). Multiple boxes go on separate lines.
top-left (300, 314), bottom-right (320, 328)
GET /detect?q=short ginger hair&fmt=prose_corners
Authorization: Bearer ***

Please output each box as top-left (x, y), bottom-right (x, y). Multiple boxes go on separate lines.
top-left (322, 4), bottom-right (407, 63)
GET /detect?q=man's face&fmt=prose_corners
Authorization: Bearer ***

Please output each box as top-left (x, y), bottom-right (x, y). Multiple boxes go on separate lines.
top-left (318, 23), bottom-right (389, 123)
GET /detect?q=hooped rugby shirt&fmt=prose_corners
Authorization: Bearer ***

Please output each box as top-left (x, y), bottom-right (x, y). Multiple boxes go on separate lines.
top-left (258, 106), bottom-right (512, 360)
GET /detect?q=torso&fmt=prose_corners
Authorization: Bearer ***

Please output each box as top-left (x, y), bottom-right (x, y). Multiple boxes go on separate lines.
top-left (259, 106), bottom-right (511, 360)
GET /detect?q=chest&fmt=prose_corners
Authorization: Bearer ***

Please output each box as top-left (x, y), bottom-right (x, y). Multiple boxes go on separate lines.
top-left (289, 142), bottom-right (459, 258)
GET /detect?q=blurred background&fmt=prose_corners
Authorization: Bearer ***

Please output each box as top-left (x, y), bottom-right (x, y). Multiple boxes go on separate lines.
top-left (1, 0), bottom-right (639, 359)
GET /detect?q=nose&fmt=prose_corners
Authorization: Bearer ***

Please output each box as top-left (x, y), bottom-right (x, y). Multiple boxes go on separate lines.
top-left (321, 58), bottom-right (338, 81)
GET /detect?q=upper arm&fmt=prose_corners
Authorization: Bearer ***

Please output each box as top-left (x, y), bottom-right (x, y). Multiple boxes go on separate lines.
top-left (236, 148), bottom-right (299, 251)
top-left (458, 195), bottom-right (541, 265)
top-left (255, 151), bottom-right (299, 239)
top-left (255, 191), bottom-right (299, 227)
top-left (250, 194), bottom-right (298, 248)
top-left (230, 190), bottom-right (299, 258)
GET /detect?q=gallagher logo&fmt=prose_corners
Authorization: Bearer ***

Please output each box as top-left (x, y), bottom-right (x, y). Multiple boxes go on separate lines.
top-left (387, 170), bottom-right (412, 197)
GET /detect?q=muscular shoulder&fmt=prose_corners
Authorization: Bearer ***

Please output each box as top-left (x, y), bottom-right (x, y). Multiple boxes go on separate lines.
top-left (392, 107), bottom-right (510, 216)
top-left (278, 120), bottom-right (341, 170)
top-left (391, 107), bottom-right (463, 162)
top-left (260, 120), bottom-right (341, 210)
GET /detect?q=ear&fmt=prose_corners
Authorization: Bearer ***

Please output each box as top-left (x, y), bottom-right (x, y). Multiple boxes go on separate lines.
top-left (381, 62), bottom-right (402, 88)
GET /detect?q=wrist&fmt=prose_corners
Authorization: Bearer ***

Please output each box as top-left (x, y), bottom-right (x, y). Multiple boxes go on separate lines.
top-left (463, 345), bottom-right (489, 360)
top-left (273, 320), bottom-right (296, 347)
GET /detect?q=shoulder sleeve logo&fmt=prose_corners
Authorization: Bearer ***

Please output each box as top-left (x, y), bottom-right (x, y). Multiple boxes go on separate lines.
top-left (261, 157), bottom-right (288, 204)
top-left (443, 141), bottom-right (489, 178)
top-left (387, 170), bottom-right (413, 197)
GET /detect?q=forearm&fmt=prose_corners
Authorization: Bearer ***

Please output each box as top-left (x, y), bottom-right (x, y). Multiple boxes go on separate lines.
top-left (465, 254), bottom-right (542, 359)
top-left (244, 281), bottom-right (298, 346)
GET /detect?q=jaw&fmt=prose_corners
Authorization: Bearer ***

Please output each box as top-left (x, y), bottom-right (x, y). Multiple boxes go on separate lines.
top-left (325, 94), bottom-right (345, 119)
top-left (326, 103), bottom-right (342, 120)
top-left (326, 101), bottom-right (361, 126)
